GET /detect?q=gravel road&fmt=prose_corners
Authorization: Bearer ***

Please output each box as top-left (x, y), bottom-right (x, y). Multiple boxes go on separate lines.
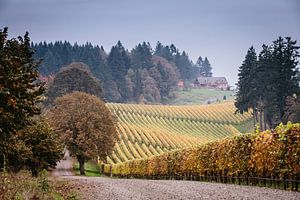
top-left (52, 152), bottom-right (300, 200)
top-left (62, 176), bottom-right (300, 200)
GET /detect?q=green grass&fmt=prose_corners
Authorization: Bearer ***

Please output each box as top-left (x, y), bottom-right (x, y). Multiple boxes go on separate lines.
top-left (170, 88), bottom-right (235, 105)
top-left (73, 160), bottom-right (101, 177)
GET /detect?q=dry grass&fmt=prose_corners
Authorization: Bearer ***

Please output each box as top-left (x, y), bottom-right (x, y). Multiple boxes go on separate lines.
top-left (0, 170), bottom-right (79, 200)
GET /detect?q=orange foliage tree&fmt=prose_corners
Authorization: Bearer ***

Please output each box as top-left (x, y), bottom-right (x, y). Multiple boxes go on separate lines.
top-left (47, 92), bottom-right (117, 175)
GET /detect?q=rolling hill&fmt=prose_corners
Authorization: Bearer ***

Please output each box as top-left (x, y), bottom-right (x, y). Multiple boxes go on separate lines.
top-left (105, 101), bottom-right (252, 164)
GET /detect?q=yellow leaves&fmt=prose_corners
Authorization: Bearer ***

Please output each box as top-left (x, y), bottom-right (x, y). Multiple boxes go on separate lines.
top-left (104, 123), bottom-right (300, 180)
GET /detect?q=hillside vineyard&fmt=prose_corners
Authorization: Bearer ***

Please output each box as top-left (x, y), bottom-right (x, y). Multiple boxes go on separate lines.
top-left (105, 101), bottom-right (252, 164)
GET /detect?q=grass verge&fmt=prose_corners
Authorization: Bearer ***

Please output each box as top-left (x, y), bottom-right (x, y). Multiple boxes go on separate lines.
top-left (73, 160), bottom-right (101, 177)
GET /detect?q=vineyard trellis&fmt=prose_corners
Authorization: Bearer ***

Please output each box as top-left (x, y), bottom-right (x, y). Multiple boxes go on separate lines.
top-left (103, 123), bottom-right (300, 191)
top-left (105, 101), bottom-right (253, 164)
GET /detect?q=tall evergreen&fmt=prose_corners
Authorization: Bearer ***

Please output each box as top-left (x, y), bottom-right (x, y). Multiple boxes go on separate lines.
top-left (269, 37), bottom-right (300, 125)
top-left (235, 46), bottom-right (258, 116)
top-left (236, 37), bottom-right (300, 129)
top-left (256, 44), bottom-right (274, 129)
top-left (195, 56), bottom-right (203, 68)
top-left (107, 41), bottom-right (131, 102)
top-left (154, 42), bottom-right (173, 61)
top-left (175, 51), bottom-right (194, 80)
top-left (130, 42), bottom-right (154, 101)
top-left (131, 42), bottom-right (153, 69)
top-left (201, 57), bottom-right (213, 77)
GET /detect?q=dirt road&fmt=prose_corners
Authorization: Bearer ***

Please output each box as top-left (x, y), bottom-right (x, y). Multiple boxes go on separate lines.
top-left (60, 176), bottom-right (300, 200)
top-left (52, 150), bottom-right (74, 176)
top-left (52, 154), bottom-right (300, 200)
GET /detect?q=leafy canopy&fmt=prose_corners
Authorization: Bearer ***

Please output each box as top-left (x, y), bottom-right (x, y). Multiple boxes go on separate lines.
top-left (47, 92), bottom-right (117, 175)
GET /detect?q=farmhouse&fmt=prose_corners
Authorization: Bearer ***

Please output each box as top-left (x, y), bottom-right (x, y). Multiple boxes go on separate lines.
top-left (195, 77), bottom-right (229, 90)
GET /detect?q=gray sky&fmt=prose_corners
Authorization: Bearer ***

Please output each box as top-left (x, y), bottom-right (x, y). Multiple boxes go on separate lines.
top-left (0, 0), bottom-right (299, 85)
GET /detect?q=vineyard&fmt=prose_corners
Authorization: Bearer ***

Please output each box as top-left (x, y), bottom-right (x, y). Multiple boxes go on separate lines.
top-left (105, 101), bottom-right (252, 164)
top-left (103, 123), bottom-right (300, 191)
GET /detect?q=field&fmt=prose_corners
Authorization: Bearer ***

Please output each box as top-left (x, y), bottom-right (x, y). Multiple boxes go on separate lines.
top-left (105, 101), bottom-right (252, 164)
top-left (170, 88), bottom-right (235, 105)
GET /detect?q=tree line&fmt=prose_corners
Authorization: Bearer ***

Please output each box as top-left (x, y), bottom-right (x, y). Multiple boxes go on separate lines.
top-left (32, 41), bottom-right (213, 103)
top-left (235, 37), bottom-right (300, 130)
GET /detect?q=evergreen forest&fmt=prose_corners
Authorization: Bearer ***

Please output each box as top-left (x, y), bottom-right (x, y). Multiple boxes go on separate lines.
top-left (32, 41), bottom-right (212, 103)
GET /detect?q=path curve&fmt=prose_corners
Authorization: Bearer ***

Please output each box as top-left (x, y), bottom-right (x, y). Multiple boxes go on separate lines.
top-left (52, 150), bottom-right (74, 176)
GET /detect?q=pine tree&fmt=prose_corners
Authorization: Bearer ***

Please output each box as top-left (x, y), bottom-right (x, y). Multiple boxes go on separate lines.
top-left (236, 38), bottom-right (300, 129)
top-left (175, 51), bottom-right (194, 80)
top-left (201, 57), bottom-right (213, 77)
top-left (131, 42), bottom-right (153, 69)
top-left (256, 44), bottom-right (274, 129)
top-left (235, 47), bottom-right (258, 119)
top-left (107, 41), bottom-right (131, 102)
top-left (269, 37), bottom-right (300, 125)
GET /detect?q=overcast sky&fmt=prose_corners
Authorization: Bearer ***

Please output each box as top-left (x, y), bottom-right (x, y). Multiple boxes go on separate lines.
top-left (0, 0), bottom-right (299, 85)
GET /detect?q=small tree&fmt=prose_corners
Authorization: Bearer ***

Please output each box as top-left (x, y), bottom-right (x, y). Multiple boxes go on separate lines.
top-left (47, 92), bottom-right (117, 175)
top-left (19, 118), bottom-right (63, 176)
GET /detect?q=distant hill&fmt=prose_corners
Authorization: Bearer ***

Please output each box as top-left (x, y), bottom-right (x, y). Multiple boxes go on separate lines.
top-left (32, 41), bottom-right (214, 104)
top-left (170, 88), bottom-right (235, 105)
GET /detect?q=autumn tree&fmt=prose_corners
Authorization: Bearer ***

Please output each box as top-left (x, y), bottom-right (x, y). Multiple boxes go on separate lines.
top-left (45, 62), bottom-right (103, 105)
top-left (47, 92), bottom-right (117, 175)
top-left (0, 27), bottom-right (45, 172)
top-left (18, 118), bottom-right (63, 176)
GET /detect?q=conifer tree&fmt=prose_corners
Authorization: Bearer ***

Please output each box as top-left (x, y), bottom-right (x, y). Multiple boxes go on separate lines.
top-left (107, 41), bottom-right (131, 102)
top-left (201, 57), bottom-right (213, 77)
top-left (236, 38), bottom-right (300, 129)
top-left (235, 47), bottom-right (258, 119)
top-left (268, 37), bottom-right (300, 125)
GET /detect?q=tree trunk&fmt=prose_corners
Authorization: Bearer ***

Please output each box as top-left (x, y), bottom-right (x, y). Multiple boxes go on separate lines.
top-left (259, 110), bottom-right (263, 131)
top-left (31, 167), bottom-right (38, 177)
top-left (263, 110), bottom-right (267, 131)
top-left (78, 156), bottom-right (85, 175)
top-left (31, 162), bottom-right (39, 177)
top-left (253, 109), bottom-right (258, 127)
top-left (253, 112), bottom-right (256, 127)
